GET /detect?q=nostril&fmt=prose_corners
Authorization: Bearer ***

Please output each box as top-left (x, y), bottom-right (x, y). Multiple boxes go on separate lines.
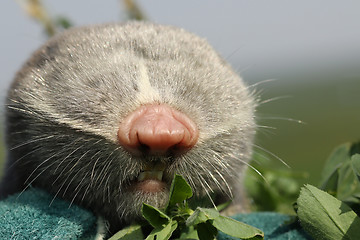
top-left (118, 104), bottom-right (198, 156)
top-left (166, 144), bottom-right (185, 156)
top-left (138, 143), bottom-right (150, 154)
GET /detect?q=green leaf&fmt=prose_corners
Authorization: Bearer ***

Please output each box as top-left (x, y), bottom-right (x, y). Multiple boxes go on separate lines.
top-left (297, 184), bottom-right (360, 240)
top-left (145, 219), bottom-right (178, 240)
top-left (196, 222), bottom-right (217, 240)
top-left (244, 152), bottom-right (307, 214)
top-left (244, 172), bottom-right (277, 211)
top-left (186, 207), bottom-right (219, 226)
top-left (319, 165), bottom-right (340, 194)
top-left (215, 200), bottom-right (232, 212)
top-left (319, 142), bottom-right (360, 206)
top-left (350, 142), bottom-right (360, 156)
top-left (351, 154), bottom-right (360, 180)
top-left (212, 215), bottom-right (264, 239)
top-left (320, 143), bottom-right (350, 188)
top-left (336, 161), bottom-right (360, 201)
top-left (108, 224), bottom-right (144, 240)
top-left (142, 203), bottom-right (170, 228)
top-left (178, 225), bottom-right (199, 239)
top-left (167, 174), bottom-right (193, 208)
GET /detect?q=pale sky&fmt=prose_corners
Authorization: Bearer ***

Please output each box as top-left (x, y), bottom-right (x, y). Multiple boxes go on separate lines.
top-left (1, 0), bottom-right (360, 97)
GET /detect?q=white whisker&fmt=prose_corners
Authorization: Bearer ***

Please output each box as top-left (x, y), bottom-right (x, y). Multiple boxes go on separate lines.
top-left (81, 174), bottom-right (93, 203)
top-left (51, 172), bottom-right (77, 206)
top-left (53, 143), bottom-right (83, 174)
top-left (246, 162), bottom-right (267, 182)
top-left (8, 147), bottom-right (42, 170)
top-left (196, 172), bottom-right (217, 209)
top-left (259, 116), bottom-right (305, 124)
top-left (256, 124), bottom-right (277, 130)
top-left (258, 95), bottom-right (292, 105)
top-left (215, 169), bottom-right (233, 199)
top-left (24, 151), bottom-right (62, 184)
top-left (52, 145), bottom-right (84, 185)
top-left (105, 175), bottom-right (112, 203)
top-left (95, 147), bottom-right (120, 185)
top-left (253, 144), bottom-right (290, 168)
top-left (17, 160), bottom-right (57, 200)
top-left (10, 135), bottom-right (55, 150)
top-left (68, 188), bottom-right (82, 209)
top-left (246, 79), bottom-right (277, 90)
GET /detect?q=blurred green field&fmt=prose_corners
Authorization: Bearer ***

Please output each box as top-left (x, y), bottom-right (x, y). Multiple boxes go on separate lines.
top-left (254, 77), bottom-right (360, 185)
top-left (0, 77), bottom-right (359, 186)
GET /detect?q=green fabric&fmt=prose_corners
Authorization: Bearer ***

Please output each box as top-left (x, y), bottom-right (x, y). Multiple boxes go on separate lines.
top-left (0, 188), bottom-right (312, 239)
top-left (0, 188), bottom-right (97, 239)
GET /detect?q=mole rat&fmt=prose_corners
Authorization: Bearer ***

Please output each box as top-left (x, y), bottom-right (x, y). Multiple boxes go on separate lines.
top-left (0, 22), bottom-right (256, 232)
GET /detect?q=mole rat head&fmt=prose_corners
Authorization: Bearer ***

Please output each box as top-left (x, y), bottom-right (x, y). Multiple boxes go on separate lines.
top-left (6, 22), bottom-right (256, 227)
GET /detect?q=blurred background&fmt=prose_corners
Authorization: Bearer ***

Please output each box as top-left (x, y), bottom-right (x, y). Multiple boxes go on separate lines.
top-left (1, 0), bottom-right (360, 185)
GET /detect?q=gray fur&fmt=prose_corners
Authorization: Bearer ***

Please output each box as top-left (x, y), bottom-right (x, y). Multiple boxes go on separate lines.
top-left (0, 22), bottom-right (256, 231)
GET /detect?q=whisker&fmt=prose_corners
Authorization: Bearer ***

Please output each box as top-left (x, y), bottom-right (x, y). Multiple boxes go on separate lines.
top-left (98, 157), bottom-right (115, 191)
top-left (245, 162), bottom-right (268, 184)
top-left (182, 169), bottom-right (195, 191)
top-left (7, 104), bottom-right (45, 120)
top-left (71, 161), bottom-right (94, 203)
top-left (255, 125), bottom-right (277, 139)
top-left (252, 144), bottom-right (290, 168)
top-left (72, 171), bottom-right (88, 195)
top-left (256, 124), bottom-right (277, 130)
top-left (53, 142), bottom-right (83, 174)
top-left (59, 151), bottom-right (92, 199)
top-left (17, 160), bottom-right (57, 200)
top-left (214, 169), bottom-right (233, 199)
top-left (196, 172), bottom-right (217, 209)
top-left (68, 171), bottom-right (92, 208)
top-left (259, 116), bottom-right (305, 124)
top-left (258, 95), bottom-right (292, 105)
top-left (105, 174), bottom-right (112, 203)
top-left (10, 135), bottom-right (55, 150)
top-left (95, 147), bottom-right (120, 185)
top-left (51, 146), bottom-right (84, 185)
top-left (68, 188), bottom-right (82, 209)
top-left (223, 46), bottom-right (244, 62)
top-left (68, 149), bottom-right (91, 173)
top-left (245, 79), bottom-right (277, 90)
top-left (24, 151), bottom-right (62, 184)
top-left (250, 150), bottom-right (272, 165)
top-left (199, 150), bottom-right (229, 173)
top-left (200, 163), bottom-right (223, 193)
top-left (81, 173), bottom-right (93, 203)
top-left (50, 171), bottom-right (77, 206)
top-left (234, 64), bottom-right (254, 76)
top-left (7, 147), bottom-right (42, 170)
top-left (90, 156), bottom-right (102, 185)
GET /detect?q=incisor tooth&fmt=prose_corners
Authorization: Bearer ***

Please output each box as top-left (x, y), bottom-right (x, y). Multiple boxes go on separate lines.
top-left (137, 171), bottom-right (163, 182)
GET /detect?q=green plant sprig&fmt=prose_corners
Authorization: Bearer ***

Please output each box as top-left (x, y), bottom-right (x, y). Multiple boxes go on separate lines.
top-left (109, 175), bottom-right (264, 240)
top-left (296, 141), bottom-right (360, 240)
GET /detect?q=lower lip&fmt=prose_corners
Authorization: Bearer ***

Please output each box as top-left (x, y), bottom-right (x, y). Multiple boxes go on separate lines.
top-left (132, 179), bottom-right (167, 193)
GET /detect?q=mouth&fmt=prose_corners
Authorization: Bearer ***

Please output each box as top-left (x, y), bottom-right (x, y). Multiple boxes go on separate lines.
top-left (137, 169), bottom-right (163, 181)
top-left (130, 163), bottom-right (168, 193)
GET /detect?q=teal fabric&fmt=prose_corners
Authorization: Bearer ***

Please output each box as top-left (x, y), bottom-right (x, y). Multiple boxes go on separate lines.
top-left (0, 188), bottom-right (97, 239)
top-left (0, 188), bottom-right (312, 239)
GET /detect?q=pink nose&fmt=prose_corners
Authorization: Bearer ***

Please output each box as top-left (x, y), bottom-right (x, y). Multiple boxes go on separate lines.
top-left (118, 104), bottom-right (198, 155)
